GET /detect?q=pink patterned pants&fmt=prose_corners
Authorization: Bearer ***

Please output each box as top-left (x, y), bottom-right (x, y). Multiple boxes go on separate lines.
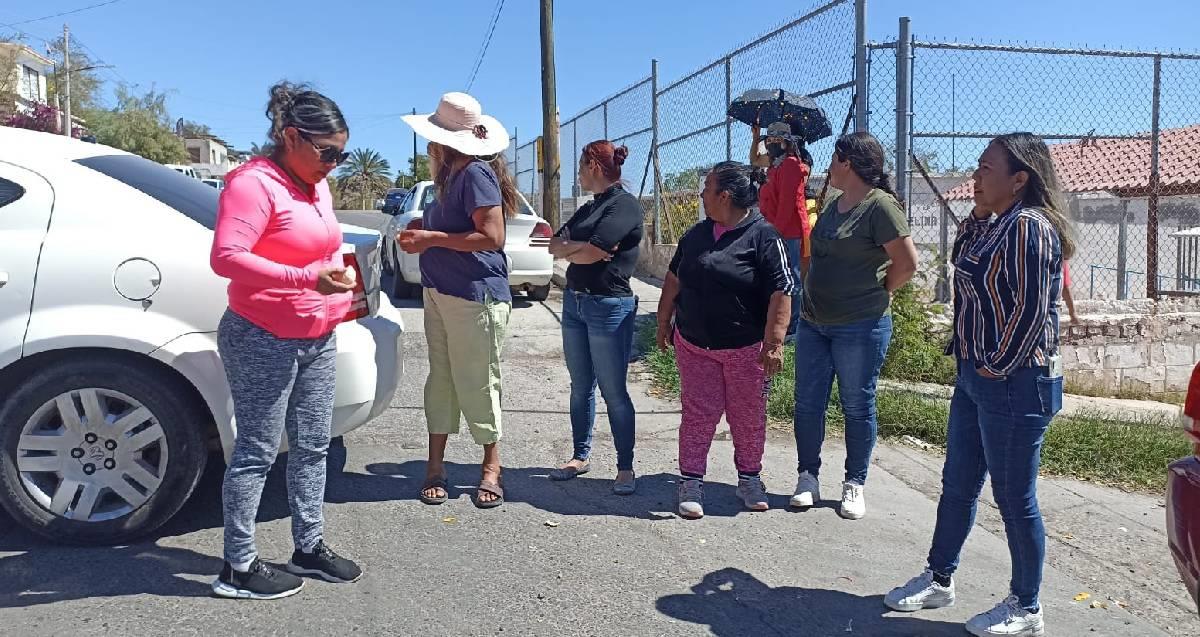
top-left (674, 330), bottom-right (769, 477)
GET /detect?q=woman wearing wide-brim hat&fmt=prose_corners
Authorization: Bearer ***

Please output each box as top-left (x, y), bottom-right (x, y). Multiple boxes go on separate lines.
top-left (398, 92), bottom-right (521, 509)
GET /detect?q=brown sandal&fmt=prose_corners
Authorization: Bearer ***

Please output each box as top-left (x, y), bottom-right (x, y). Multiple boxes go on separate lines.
top-left (473, 480), bottom-right (504, 509)
top-left (420, 475), bottom-right (448, 505)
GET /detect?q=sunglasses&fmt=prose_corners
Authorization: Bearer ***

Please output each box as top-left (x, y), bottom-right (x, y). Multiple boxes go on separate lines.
top-left (297, 129), bottom-right (349, 165)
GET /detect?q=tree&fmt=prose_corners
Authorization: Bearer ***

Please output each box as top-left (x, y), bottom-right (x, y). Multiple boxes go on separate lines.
top-left (84, 85), bottom-right (188, 164)
top-left (249, 142), bottom-right (271, 157)
top-left (336, 148), bottom-right (392, 210)
top-left (0, 35), bottom-right (22, 110)
top-left (45, 36), bottom-right (103, 115)
top-left (179, 120), bottom-right (211, 137)
top-left (394, 154), bottom-right (431, 188)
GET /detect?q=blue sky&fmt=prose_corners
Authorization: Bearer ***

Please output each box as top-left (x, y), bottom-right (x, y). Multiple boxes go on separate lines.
top-left (5, 0), bottom-right (1199, 176)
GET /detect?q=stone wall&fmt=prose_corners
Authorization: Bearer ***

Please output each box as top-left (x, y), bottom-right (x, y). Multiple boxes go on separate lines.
top-left (636, 236), bottom-right (675, 280)
top-left (1060, 297), bottom-right (1200, 395)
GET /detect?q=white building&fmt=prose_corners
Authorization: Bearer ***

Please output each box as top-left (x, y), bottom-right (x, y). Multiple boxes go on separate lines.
top-left (0, 42), bottom-right (53, 118)
top-left (184, 135), bottom-right (245, 179)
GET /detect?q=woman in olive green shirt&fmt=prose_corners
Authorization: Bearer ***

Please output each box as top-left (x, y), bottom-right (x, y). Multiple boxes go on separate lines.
top-left (790, 132), bottom-right (919, 521)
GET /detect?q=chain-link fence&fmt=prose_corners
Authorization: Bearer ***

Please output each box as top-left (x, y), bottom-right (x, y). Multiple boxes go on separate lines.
top-left (883, 36), bottom-right (1200, 300)
top-left (506, 1), bottom-right (1200, 301)
top-left (508, 0), bottom-right (859, 243)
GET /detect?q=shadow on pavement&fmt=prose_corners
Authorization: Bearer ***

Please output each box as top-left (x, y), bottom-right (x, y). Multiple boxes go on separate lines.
top-left (657, 568), bottom-right (963, 636)
top-left (363, 460), bottom-right (810, 520)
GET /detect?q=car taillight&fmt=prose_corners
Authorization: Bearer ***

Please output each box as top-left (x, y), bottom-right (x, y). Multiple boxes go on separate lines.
top-left (1184, 363), bottom-right (1200, 456)
top-left (341, 252), bottom-right (369, 323)
top-left (530, 221), bottom-right (553, 247)
top-left (406, 218), bottom-right (423, 231)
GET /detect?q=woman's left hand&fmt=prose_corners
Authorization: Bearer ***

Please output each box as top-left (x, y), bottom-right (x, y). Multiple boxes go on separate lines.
top-left (398, 229), bottom-right (437, 254)
top-left (760, 341), bottom-right (784, 376)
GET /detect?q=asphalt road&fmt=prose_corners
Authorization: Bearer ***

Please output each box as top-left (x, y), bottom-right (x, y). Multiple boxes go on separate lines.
top-left (0, 270), bottom-right (1194, 636)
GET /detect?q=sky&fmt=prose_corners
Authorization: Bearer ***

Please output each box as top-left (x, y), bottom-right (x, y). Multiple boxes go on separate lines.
top-left (5, 0), bottom-right (1200, 178)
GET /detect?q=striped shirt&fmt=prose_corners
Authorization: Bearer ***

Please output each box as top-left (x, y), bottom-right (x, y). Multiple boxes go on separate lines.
top-left (948, 203), bottom-right (1063, 376)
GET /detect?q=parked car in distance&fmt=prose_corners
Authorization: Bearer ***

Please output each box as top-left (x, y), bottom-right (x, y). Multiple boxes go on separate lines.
top-left (381, 181), bottom-right (554, 302)
top-left (381, 187), bottom-right (409, 215)
top-left (201, 178), bottom-right (224, 191)
top-left (1167, 360), bottom-right (1200, 616)
top-left (164, 164), bottom-right (199, 180)
top-left (0, 128), bottom-right (405, 545)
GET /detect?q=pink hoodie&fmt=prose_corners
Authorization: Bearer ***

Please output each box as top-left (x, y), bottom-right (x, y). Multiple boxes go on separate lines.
top-left (210, 157), bottom-right (350, 339)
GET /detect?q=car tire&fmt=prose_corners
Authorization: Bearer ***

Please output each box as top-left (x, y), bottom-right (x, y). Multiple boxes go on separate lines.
top-left (0, 357), bottom-right (209, 545)
top-left (527, 284), bottom-right (552, 302)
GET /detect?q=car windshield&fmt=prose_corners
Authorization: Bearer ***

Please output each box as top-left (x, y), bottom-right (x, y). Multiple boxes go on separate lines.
top-left (76, 154), bottom-right (220, 229)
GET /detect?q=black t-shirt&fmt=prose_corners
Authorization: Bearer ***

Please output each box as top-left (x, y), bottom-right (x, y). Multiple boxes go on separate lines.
top-left (557, 185), bottom-right (644, 297)
top-left (669, 212), bottom-right (796, 350)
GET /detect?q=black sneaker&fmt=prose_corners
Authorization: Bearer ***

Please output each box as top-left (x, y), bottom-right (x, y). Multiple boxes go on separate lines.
top-left (212, 558), bottom-right (304, 600)
top-left (286, 541), bottom-right (363, 583)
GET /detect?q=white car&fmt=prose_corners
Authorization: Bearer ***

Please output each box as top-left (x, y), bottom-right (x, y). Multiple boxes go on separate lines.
top-left (164, 163), bottom-right (199, 180)
top-left (0, 128), bottom-right (404, 544)
top-left (382, 181), bottom-right (555, 301)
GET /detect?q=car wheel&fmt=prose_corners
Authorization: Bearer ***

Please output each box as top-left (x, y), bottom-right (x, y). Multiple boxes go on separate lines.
top-left (527, 284), bottom-right (552, 302)
top-left (0, 358), bottom-right (208, 545)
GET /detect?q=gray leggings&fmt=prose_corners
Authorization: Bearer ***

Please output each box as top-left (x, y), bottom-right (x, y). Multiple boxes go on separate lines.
top-left (218, 310), bottom-right (337, 565)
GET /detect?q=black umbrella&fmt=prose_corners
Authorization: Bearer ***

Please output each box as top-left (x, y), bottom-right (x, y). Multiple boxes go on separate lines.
top-left (727, 88), bottom-right (833, 144)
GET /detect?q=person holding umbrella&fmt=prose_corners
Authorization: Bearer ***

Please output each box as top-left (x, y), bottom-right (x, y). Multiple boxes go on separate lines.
top-left (755, 121), bottom-right (812, 336)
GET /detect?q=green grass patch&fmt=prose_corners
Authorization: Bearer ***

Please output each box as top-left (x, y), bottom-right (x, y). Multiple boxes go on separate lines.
top-left (636, 319), bottom-right (1191, 492)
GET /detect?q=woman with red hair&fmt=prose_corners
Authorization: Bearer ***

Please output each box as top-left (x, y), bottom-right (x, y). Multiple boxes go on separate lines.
top-left (548, 140), bottom-right (645, 495)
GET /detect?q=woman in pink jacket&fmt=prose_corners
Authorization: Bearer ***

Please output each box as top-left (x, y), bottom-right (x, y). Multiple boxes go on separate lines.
top-left (209, 82), bottom-right (361, 600)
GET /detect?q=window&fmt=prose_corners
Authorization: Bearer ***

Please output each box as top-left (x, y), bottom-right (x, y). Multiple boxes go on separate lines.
top-left (75, 154), bottom-right (219, 229)
top-left (19, 65), bottom-right (39, 101)
top-left (0, 177), bottom-right (25, 208)
top-left (420, 186), bottom-right (437, 211)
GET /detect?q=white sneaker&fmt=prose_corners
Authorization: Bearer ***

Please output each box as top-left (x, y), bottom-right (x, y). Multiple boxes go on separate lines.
top-left (966, 596), bottom-right (1045, 636)
top-left (884, 570), bottom-right (956, 612)
top-left (839, 481), bottom-right (866, 519)
top-left (736, 476), bottom-right (769, 511)
top-left (790, 471), bottom-right (820, 508)
top-left (677, 479), bottom-right (704, 519)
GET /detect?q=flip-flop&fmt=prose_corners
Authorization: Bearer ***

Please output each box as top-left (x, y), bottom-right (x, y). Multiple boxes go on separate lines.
top-left (549, 463), bottom-right (590, 481)
top-left (474, 479), bottom-right (505, 509)
top-left (419, 475), bottom-right (448, 505)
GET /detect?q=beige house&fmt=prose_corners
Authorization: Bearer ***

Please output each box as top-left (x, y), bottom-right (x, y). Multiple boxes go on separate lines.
top-left (0, 42), bottom-right (53, 119)
top-left (184, 135), bottom-right (245, 178)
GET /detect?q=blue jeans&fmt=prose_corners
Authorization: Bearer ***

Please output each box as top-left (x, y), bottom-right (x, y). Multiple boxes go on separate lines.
top-left (793, 315), bottom-right (892, 485)
top-left (926, 359), bottom-right (1062, 611)
top-left (785, 239), bottom-right (803, 336)
top-left (562, 290), bottom-right (638, 470)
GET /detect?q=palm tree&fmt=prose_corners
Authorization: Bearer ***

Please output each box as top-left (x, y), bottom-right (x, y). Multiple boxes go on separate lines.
top-left (337, 148), bottom-right (392, 210)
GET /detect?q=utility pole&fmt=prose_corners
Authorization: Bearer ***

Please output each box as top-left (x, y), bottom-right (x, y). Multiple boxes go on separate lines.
top-left (411, 107), bottom-right (418, 186)
top-left (62, 24), bottom-right (72, 136)
top-left (538, 0), bottom-right (560, 228)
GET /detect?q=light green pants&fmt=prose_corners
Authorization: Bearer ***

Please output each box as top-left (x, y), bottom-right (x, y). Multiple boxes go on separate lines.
top-left (423, 288), bottom-right (511, 445)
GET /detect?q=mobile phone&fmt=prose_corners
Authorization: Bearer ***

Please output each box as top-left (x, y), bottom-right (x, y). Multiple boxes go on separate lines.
top-left (1048, 354), bottom-right (1063, 378)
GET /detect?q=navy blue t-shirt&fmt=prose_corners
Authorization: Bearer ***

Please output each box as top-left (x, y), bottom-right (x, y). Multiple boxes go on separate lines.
top-left (419, 161), bottom-right (512, 303)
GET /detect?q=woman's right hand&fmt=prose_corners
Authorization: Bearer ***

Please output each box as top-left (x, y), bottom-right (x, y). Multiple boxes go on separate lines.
top-left (316, 267), bottom-right (356, 295)
top-left (656, 321), bottom-right (674, 351)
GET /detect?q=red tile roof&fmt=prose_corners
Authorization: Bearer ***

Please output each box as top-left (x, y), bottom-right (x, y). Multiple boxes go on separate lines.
top-left (944, 125), bottom-right (1200, 200)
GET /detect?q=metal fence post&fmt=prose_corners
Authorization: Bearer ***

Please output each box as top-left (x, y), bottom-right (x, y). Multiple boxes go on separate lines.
top-left (603, 102), bottom-right (609, 140)
top-left (1117, 199), bottom-right (1129, 300)
top-left (895, 18), bottom-right (912, 212)
top-left (513, 127), bottom-right (518, 179)
top-left (572, 120), bottom-right (579, 198)
top-left (651, 58), bottom-right (662, 244)
top-left (854, 0), bottom-right (869, 131)
top-left (724, 56), bottom-right (733, 161)
top-left (1147, 54), bottom-right (1162, 299)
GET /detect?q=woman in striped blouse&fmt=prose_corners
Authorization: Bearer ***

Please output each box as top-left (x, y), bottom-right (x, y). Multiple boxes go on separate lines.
top-left (885, 133), bottom-right (1072, 637)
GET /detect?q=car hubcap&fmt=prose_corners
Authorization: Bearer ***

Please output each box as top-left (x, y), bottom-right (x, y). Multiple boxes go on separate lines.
top-left (16, 388), bottom-right (168, 522)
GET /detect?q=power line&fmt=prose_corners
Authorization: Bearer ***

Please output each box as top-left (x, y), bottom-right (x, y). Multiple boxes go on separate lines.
top-left (465, 0), bottom-right (505, 92)
top-left (0, 0), bottom-right (124, 28)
